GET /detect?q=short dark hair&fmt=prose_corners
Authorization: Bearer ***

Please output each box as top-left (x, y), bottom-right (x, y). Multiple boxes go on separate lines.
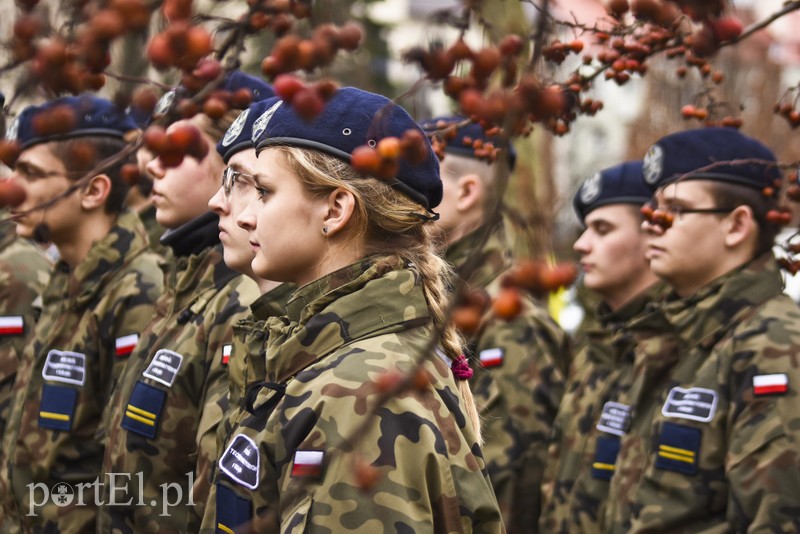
top-left (49, 136), bottom-right (133, 214)
top-left (707, 181), bottom-right (781, 257)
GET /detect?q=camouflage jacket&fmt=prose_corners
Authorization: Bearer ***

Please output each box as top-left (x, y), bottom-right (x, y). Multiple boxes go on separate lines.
top-left (539, 283), bottom-right (665, 534)
top-left (136, 204), bottom-right (170, 259)
top-left (98, 212), bottom-right (259, 534)
top-left (0, 211), bottom-right (163, 534)
top-left (603, 253), bottom-right (800, 533)
top-left (208, 255), bottom-right (504, 534)
top-left (0, 223), bottom-right (52, 439)
top-left (446, 219), bottom-right (568, 533)
top-left (203, 283), bottom-right (294, 529)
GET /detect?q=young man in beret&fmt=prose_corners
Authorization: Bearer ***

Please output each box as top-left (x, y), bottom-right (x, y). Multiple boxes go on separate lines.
top-left (602, 128), bottom-right (800, 532)
top-left (540, 160), bottom-right (663, 533)
top-left (421, 116), bottom-right (569, 533)
top-left (98, 72), bottom-right (266, 533)
top-left (0, 95), bottom-right (164, 533)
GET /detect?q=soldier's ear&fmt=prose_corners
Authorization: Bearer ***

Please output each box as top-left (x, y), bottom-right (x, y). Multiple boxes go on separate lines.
top-left (455, 174), bottom-right (482, 213)
top-left (321, 186), bottom-right (356, 237)
top-left (723, 204), bottom-right (756, 250)
top-left (80, 174), bottom-right (112, 211)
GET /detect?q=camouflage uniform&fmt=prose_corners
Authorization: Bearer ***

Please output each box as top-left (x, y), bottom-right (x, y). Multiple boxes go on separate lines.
top-left (446, 218), bottom-right (568, 533)
top-left (99, 212), bottom-right (259, 533)
top-left (0, 223), bottom-right (52, 438)
top-left (0, 211), bottom-right (163, 533)
top-left (539, 283), bottom-right (665, 533)
top-left (209, 255), bottom-right (504, 533)
top-left (603, 253), bottom-right (800, 532)
top-left (136, 204), bottom-right (170, 259)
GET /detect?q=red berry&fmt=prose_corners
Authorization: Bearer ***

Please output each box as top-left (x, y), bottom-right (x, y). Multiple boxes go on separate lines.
top-left (351, 146), bottom-right (380, 175)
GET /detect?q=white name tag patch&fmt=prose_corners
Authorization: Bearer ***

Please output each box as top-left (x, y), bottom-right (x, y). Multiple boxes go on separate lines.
top-left (143, 349), bottom-right (183, 387)
top-left (42, 350), bottom-right (87, 386)
top-left (220, 434), bottom-right (260, 490)
top-left (596, 402), bottom-right (631, 436)
top-left (662, 386), bottom-right (718, 422)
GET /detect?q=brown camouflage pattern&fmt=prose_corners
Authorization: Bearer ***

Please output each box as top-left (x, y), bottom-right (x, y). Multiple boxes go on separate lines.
top-left (446, 218), bottom-right (568, 533)
top-left (0, 223), bottom-right (52, 439)
top-left (603, 253), bottom-right (800, 532)
top-left (206, 255), bottom-right (504, 533)
top-left (539, 282), bottom-right (665, 533)
top-left (98, 242), bottom-right (259, 533)
top-left (0, 211), bottom-right (163, 533)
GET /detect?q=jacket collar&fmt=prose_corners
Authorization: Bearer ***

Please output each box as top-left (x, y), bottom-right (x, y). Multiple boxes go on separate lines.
top-left (264, 255), bottom-right (431, 384)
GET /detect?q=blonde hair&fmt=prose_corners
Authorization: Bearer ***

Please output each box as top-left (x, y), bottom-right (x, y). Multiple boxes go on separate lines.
top-left (272, 146), bottom-right (482, 441)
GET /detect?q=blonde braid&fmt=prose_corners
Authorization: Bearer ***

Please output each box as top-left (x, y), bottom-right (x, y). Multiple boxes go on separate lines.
top-left (273, 146), bottom-right (482, 442)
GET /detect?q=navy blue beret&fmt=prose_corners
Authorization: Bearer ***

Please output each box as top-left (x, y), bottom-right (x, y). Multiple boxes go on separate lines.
top-left (217, 96), bottom-right (277, 164)
top-left (573, 161), bottom-right (650, 222)
top-left (419, 115), bottom-right (517, 171)
top-left (253, 88), bottom-right (442, 210)
top-left (7, 94), bottom-right (137, 150)
top-left (153, 70), bottom-right (274, 119)
top-left (642, 127), bottom-right (780, 191)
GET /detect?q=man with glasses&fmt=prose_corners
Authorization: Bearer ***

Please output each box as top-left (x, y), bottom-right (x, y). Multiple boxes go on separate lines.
top-left (0, 95), bottom-right (163, 532)
top-left (602, 128), bottom-right (800, 532)
top-left (541, 160), bottom-right (663, 533)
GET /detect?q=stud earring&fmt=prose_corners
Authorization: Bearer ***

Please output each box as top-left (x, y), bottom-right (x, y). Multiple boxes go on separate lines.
top-left (322, 226), bottom-right (328, 234)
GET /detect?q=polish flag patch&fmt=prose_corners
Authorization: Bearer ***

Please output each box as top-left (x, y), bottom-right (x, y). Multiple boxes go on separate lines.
top-left (115, 334), bottom-right (138, 357)
top-left (0, 316), bottom-right (24, 336)
top-left (291, 450), bottom-right (325, 479)
top-left (221, 344), bottom-right (232, 365)
top-left (479, 347), bottom-right (504, 369)
top-left (753, 373), bottom-right (788, 396)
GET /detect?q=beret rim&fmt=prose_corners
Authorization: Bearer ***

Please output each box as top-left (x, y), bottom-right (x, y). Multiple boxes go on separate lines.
top-left (576, 196), bottom-right (652, 220)
top-left (256, 136), bottom-right (434, 210)
top-left (221, 139), bottom-right (254, 163)
top-left (657, 172), bottom-right (772, 190)
top-left (19, 128), bottom-right (128, 150)
top-left (256, 136), bottom-right (352, 164)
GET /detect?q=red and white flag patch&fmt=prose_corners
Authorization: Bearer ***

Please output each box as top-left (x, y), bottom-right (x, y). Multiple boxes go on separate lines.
top-left (221, 344), bottom-right (232, 365)
top-left (115, 334), bottom-right (138, 357)
top-left (753, 373), bottom-right (788, 396)
top-left (291, 450), bottom-right (325, 479)
top-left (0, 316), bottom-right (24, 336)
top-left (479, 347), bottom-right (504, 368)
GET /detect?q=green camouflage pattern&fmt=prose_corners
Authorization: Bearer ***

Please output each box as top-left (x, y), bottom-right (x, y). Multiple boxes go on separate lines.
top-left (98, 243), bottom-right (259, 533)
top-left (603, 253), bottom-right (800, 532)
top-left (539, 282), bottom-right (665, 534)
top-left (446, 219), bottom-right (568, 533)
top-left (0, 211), bottom-right (163, 533)
top-left (0, 223), bottom-right (52, 439)
top-left (136, 204), bottom-right (170, 259)
top-left (206, 255), bottom-right (504, 533)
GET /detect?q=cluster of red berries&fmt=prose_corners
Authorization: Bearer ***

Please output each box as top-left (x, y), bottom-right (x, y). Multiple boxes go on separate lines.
top-left (142, 123), bottom-right (208, 168)
top-left (349, 130), bottom-right (429, 181)
top-left (425, 120), bottom-right (506, 164)
top-left (261, 23), bottom-right (363, 78)
top-left (451, 260), bottom-right (578, 331)
top-left (272, 74), bottom-right (339, 121)
top-left (774, 100), bottom-right (800, 129)
top-left (680, 104), bottom-right (742, 128)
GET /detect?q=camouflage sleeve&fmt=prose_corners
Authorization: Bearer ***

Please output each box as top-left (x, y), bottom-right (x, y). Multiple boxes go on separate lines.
top-left (270, 347), bottom-right (503, 534)
top-left (472, 299), bottom-right (568, 532)
top-left (193, 277), bottom-right (259, 518)
top-left (724, 300), bottom-right (800, 531)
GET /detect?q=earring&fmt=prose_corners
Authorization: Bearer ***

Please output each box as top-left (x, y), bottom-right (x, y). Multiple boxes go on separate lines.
top-left (322, 226), bottom-right (328, 234)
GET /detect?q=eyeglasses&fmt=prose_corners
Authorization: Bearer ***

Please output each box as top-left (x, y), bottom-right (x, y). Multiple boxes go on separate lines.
top-left (641, 202), bottom-right (734, 230)
top-left (13, 162), bottom-right (71, 182)
top-left (221, 166), bottom-right (269, 201)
